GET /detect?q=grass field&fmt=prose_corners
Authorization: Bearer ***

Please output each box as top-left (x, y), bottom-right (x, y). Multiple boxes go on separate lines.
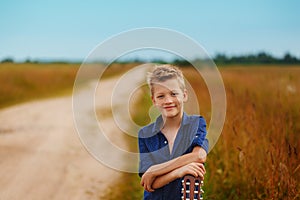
top-left (0, 63), bottom-right (79, 108)
top-left (0, 62), bottom-right (137, 109)
top-left (103, 65), bottom-right (300, 200)
top-left (1, 63), bottom-right (299, 199)
top-left (196, 66), bottom-right (300, 199)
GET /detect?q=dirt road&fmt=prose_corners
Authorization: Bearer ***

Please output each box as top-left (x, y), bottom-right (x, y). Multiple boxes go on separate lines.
top-left (0, 77), bottom-right (127, 200)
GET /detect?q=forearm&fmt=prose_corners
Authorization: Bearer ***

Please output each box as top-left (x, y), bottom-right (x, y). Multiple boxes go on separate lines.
top-left (141, 148), bottom-right (207, 192)
top-left (151, 160), bottom-right (206, 189)
top-left (149, 147), bottom-right (206, 177)
top-left (151, 170), bottom-right (179, 189)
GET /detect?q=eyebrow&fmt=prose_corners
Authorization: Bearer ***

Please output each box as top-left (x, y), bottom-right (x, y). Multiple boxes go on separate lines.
top-left (170, 89), bottom-right (180, 93)
top-left (155, 90), bottom-right (180, 95)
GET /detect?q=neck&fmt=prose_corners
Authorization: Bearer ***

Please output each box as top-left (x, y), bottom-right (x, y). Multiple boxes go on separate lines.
top-left (161, 112), bottom-right (183, 130)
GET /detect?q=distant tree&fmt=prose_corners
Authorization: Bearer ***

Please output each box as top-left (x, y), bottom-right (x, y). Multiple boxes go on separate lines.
top-left (1, 57), bottom-right (14, 63)
top-left (214, 53), bottom-right (228, 64)
top-left (150, 58), bottom-right (168, 64)
top-left (213, 51), bottom-right (300, 65)
top-left (256, 52), bottom-right (275, 63)
top-left (25, 58), bottom-right (31, 63)
top-left (283, 52), bottom-right (298, 63)
top-left (171, 58), bottom-right (190, 66)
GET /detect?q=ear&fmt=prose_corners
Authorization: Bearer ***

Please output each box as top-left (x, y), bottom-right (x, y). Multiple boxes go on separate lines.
top-left (183, 89), bottom-right (188, 102)
top-left (151, 95), bottom-right (156, 105)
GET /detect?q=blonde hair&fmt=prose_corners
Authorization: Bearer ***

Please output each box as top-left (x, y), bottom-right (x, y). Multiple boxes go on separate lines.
top-left (147, 64), bottom-right (185, 94)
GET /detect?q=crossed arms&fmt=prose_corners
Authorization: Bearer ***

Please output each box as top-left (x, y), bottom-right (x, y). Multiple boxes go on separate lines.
top-left (140, 146), bottom-right (207, 192)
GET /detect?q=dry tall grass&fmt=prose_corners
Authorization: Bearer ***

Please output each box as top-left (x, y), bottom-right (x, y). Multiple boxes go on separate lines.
top-left (102, 65), bottom-right (300, 200)
top-left (0, 63), bottom-right (79, 108)
top-left (0, 62), bottom-right (137, 109)
top-left (184, 66), bottom-right (300, 199)
top-left (3, 63), bottom-right (298, 199)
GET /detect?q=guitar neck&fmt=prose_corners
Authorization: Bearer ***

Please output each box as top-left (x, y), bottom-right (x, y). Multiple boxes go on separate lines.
top-left (181, 175), bottom-right (204, 200)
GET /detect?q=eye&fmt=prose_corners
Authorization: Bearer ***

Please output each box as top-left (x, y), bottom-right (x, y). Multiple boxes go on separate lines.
top-left (171, 92), bottom-right (179, 96)
top-left (157, 95), bottom-right (164, 99)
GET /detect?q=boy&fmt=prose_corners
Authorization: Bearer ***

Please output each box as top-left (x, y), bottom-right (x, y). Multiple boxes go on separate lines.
top-left (138, 64), bottom-right (209, 200)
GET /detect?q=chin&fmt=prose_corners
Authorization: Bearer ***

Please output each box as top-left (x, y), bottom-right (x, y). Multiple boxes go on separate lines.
top-left (165, 111), bottom-right (180, 118)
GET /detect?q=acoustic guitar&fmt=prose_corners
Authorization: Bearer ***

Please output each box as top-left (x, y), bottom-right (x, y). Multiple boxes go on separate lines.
top-left (181, 175), bottom-right (204, 200)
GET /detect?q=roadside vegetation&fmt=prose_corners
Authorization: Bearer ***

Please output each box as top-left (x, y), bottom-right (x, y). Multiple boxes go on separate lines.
top-left (0, 62), bottom-right (138, 109)
top-left (1, 62), bottom-right (299, 199)
top-left (102, 65), bottom-right (300, 200)
top-left (0, 63), bottom-right (79, 109)
top-left (188, 66), bottom-right (300, 199)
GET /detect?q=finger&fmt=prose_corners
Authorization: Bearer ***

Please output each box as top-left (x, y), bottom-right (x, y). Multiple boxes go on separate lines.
top-left (190, 163), bottom-right (203, 174)
top-left (189, 164), bottom-right (204, 178)
top-left (186, 169), bottom-right (197, 177)
top-left (196, 165), bottom-right (205, 175)
top-left (199, 163), bottom-right (206, 173)
top-left (140, 179), bottom-right (144, 186)
top-left (192, 168), bottom-right (203, 178)
top-left (186, 167), bottom-right (199, 177)
top-left (194, 165), bottom-right (205, 178)
top-left (144, 179), bottom-right (153, 192)
top-left (145, 185), bottom-right (149, 192)
top-left (195, 163), bottom-right (206, 174)
top-left (145, 184), bottom-right (155, 192)
top-left (196, 170), bottom-right (204, 179)
top-left (141, 175), bottom-right (144, 185)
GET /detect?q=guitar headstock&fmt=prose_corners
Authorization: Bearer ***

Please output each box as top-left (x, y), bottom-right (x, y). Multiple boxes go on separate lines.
top-left (181, 175), bottom-right (204, 200)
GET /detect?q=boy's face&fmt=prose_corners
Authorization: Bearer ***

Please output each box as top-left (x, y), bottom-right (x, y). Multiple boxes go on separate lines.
top-left (151, 78), bottom-right (188, 119)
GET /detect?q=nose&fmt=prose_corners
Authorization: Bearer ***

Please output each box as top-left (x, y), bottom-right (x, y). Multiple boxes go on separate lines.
top-left (164, 95), bottom-right (173, 104)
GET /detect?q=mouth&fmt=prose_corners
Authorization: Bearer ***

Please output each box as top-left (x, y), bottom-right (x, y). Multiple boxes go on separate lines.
top-left (163, 106), bottom-right (176, 110)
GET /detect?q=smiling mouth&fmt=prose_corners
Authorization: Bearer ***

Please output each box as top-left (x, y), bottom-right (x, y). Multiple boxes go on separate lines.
top-left (164, 106), bottom-right (176, 109)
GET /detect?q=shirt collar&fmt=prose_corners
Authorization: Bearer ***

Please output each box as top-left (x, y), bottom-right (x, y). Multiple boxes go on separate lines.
top-left (151, 112), bottom-right (189, 134)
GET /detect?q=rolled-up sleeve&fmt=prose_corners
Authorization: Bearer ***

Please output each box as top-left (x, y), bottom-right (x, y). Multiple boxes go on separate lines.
top-left (191, 116), bottom-right (209, 153)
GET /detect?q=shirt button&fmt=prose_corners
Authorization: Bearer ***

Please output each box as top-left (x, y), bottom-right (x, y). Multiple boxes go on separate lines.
top-left (164, 140), bottom-right (167, 144)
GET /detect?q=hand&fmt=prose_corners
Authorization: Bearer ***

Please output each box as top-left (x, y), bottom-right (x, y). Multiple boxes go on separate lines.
top-left (174, 162), bottom-right (206, 179)
top-left (140, 167), bottom-right (156, 192)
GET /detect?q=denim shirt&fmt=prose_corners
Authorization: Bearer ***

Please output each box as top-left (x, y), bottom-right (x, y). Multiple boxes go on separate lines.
top-left (138, 112), bottom-right (209, 200)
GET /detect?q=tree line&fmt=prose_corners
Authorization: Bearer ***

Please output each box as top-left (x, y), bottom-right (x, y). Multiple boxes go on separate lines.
top-left (1, 51), bottom-right (300, 65)
top-left (172, 52), bottom-right (300, 66)
top-left (213, 52), bottom-right (300, 64)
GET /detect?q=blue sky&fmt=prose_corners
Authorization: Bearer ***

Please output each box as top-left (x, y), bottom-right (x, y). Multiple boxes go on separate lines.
top-left (0, 0), bottom-right (299, 61)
